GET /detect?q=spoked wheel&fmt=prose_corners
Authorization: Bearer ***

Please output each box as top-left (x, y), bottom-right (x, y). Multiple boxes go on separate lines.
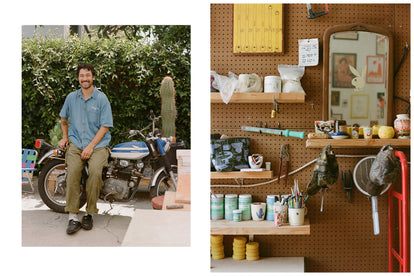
top-left (149, 169), bottom-right (177, 199)
top-left (38, 159), bottom-right (86, 213)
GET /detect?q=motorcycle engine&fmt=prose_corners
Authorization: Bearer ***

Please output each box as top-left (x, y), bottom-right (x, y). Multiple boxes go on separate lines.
top-left (102, 160), bottom-right (141, 201)
top-left (102, 178), bottom-right (130, 200)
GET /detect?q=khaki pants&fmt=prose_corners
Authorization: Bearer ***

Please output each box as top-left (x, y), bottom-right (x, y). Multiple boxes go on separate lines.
top-left (64, 142), bottom-right (109, 214)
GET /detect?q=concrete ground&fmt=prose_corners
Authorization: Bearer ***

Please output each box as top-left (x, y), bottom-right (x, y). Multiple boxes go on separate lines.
top-left (22, 177), bottom-right (153, 246)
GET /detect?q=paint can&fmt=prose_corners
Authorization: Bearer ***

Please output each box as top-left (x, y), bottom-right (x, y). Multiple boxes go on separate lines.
top-left (211, 194), bottom-right (224, 220)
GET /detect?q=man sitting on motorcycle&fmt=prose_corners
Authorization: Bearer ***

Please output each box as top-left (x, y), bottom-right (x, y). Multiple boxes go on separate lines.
top-left (58, 63), bottom-right (113, 235)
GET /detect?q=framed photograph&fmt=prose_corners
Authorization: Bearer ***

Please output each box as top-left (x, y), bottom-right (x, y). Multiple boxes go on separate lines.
top-left (376, 35), bottom-right (386, 55)
top-left (366, 56), bottom-right (385, 83)
top-left (331, 91), bottom-right (340, 106)
top-left (332, 53), bottom-right (357, 88)
top-left (351, 94), bottom-right (369, 119)
top-left (333, 32), bottom-right (359, 40)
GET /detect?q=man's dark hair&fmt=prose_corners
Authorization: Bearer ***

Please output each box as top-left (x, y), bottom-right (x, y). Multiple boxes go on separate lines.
top-left (77, 63), bottom-right (95, 77)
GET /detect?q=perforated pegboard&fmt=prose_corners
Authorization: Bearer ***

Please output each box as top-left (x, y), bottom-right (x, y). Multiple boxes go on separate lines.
top-left (210, 3), bottom-right (410, 272)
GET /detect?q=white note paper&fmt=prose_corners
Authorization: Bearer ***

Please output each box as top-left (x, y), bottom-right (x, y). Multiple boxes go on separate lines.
top-left (298, 38), bottom-right (319, 66)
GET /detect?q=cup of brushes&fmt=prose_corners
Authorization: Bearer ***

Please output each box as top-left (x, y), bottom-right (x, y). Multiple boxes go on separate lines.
top-left (287, 180), bottom-right (309, 226)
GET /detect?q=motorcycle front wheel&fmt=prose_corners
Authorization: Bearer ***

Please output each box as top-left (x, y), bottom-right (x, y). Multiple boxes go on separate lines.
top-left (149, 170), bottom-right (177, 199)
top-left (38, 159), bottom-right (86, 213)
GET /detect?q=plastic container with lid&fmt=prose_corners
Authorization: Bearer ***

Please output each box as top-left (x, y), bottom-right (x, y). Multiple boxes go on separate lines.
top-left (211, 194), bottom-right (224, 220)
top-left (238, 194), bottom-right (252, 220)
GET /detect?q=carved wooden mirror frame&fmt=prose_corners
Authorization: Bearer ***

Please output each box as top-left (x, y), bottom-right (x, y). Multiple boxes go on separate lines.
top-left (322, 23), bottom-right (394, 125)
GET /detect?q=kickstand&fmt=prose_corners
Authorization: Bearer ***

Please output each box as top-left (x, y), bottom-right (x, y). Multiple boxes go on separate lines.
top-left (103, 192), bottom-right (115, 214)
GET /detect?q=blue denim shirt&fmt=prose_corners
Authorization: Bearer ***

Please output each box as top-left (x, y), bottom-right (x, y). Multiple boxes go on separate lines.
top-left (59, 87), bottom-right (113, 150)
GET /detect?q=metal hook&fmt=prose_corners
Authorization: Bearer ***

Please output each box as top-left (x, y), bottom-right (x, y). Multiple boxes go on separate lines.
top-left (234, 177), bottom-right (244, 187)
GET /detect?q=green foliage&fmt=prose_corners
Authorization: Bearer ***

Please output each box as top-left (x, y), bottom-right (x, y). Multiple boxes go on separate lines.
top-left (49, 119), bottom-right (62, 147)
top-left (22, 33), bottom-right (190, 149)
top-left (160, 76), bottom-right (177, 137)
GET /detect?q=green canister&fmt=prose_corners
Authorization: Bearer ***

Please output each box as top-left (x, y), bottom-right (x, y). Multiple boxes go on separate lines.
top-left (238, 194), bottom-right (252, 220)
top-left (225, 194), bottom-right (238, 220)
top-left (211, 194), bottom-right (224, 220)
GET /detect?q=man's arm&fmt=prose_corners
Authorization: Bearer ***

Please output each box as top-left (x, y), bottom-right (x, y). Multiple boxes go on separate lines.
top-left (58, 118), bottom-right (69, 149)
top-left (81, 126), bottom-right (110, 160)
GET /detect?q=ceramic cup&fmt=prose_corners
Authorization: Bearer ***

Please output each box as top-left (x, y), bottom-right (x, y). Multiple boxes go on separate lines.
top-left (363, 127), bottom-right (372, 139)
top-left (248, 154), bottom-right (263, 169)
top-left (274, 204), bottom-right (288, 223)
top-left (288, 207), bottom-right (307, 226)
top-left (351, 126), bottom-right (359, 139)
top-left (251, 202), bottom-right (266, 221)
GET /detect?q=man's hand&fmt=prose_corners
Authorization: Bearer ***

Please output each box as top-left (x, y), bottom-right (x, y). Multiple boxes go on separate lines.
top-left (58, 138), bottom-right (69, 150)
top-left (81, 145), bottom-right (94, 160)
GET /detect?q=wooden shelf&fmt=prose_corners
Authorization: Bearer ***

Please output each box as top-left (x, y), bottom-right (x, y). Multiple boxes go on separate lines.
top-left (306, 138), bottom-right (411, 148)
top-left (211, 219), bottom-right (310, 235)
top-left (210, 92), bottom-right (305, 104)
top-left (211, 171), bottom-right (273, 179)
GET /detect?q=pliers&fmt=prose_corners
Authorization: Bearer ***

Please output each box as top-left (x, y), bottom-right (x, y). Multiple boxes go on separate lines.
top-left (277, 144), bottom-right (289, 187)
top-left (341, 170), bottom-right (353, 203)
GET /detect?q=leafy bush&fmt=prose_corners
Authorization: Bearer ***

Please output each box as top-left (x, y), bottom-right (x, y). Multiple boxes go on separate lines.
top-left (22, 34), bottom-right (190, 149)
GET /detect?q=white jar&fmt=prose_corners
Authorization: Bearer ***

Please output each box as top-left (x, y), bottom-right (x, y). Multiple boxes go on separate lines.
top-left (264, 76), bottom-right (281, 93)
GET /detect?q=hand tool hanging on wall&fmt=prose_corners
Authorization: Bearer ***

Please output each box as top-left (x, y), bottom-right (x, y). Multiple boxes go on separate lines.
top-left (341, 170), bottom-right (353, 203)
top-left (241, 126), bottom-right (305, 139)
top-left (271, 96), bottom-right (279, 118)
top-left (306, 3), bottom-right (329, 19)
top-left (277, 144), bottom-right (290, 187)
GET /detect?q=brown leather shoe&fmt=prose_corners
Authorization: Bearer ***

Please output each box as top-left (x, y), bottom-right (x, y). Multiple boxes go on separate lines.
top-left (81, 214), bottom-right (93, 230)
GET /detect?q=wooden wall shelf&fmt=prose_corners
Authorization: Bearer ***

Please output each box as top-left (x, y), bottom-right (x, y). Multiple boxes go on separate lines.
top-left (211, 219), bottom-right (310, 235)
top-left (210, 92), bottom-right (305, 104)
top-left (306, 138), bottom-right (411, 149)
top-left (211, 171), bottom-right (273, 179)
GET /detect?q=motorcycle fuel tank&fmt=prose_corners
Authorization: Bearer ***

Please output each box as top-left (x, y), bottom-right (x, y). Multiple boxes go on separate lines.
top-left (110, 141), bottom-right (150, 160)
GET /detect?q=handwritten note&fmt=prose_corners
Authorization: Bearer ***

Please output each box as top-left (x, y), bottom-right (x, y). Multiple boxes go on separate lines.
top-left (298, 38), bottom-right (319, 66)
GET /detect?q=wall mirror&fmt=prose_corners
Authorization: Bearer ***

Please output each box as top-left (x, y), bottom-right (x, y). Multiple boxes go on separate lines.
top-left (322, 23), bottom-right (394, 127)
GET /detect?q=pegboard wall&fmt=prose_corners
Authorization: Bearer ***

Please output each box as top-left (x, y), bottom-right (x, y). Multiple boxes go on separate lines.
top-left (210, 4), bottom-right (410, 272)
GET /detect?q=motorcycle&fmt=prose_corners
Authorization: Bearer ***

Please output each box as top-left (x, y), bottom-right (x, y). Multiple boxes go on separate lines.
top-left (35, 110), bottom-right (183, 213)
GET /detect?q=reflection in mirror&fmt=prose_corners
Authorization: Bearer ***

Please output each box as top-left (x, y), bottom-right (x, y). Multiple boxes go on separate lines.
top-left (322, 23), bottom-right (394, 127)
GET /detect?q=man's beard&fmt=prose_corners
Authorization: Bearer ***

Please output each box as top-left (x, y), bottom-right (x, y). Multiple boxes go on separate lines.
top-left (81, 81), bottom-right (92, 89)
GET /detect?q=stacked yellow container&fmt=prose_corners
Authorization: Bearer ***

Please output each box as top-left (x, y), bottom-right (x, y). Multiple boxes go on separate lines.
top-left (211, 235), bottom-right (224, 260)
top-left (246, 242), bottom-right (260, 261)
top-left (232, 236), bottom-right (247, 260)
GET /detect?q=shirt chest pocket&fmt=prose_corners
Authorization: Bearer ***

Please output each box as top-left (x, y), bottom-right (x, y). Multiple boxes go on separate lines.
top-left (88, 105), bottom-right (100, 125)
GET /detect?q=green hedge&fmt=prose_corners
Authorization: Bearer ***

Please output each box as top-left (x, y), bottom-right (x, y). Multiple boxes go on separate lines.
top-left (22, 35), bottom-right (190, 149)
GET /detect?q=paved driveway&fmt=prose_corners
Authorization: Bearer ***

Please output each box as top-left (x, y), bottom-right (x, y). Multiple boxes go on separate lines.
top-left (22, 177), bottom-right (153, 246)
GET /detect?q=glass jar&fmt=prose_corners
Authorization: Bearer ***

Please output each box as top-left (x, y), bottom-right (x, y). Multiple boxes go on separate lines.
top-left (394, 114), bottom-right (410, 139)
